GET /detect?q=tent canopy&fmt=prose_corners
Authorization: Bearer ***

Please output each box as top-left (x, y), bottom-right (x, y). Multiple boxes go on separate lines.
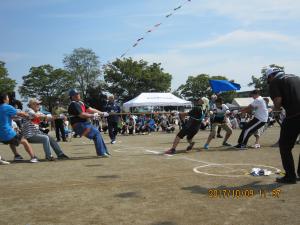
top-left (232, 97), bottom-right (273, 108)
top-left (123, 92), bottom-right (192, 111)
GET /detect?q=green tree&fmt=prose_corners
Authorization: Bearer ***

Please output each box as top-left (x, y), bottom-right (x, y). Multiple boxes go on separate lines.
top-left (63, 48), bottom-right (101, 99)
top-left (176, 74), bottom-right (211, 101)
top-left (103, 58), bottom-right (172, 102)
top-left (248, 64), bottom-right (284, 96)
top-left (176, 74), bottom-right (237, 103)
top-left (19, 65), bottom-right (74, 111)
top-left (0, 61), bottom-right (16, 93)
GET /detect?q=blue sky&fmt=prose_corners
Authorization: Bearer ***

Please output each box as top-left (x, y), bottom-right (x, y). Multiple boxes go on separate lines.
top-left (1, 0), bottom-right (300, 93)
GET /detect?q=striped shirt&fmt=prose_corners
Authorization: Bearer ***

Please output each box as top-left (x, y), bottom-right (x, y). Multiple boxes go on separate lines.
top-left (21, 108), bottom-right (43, 139)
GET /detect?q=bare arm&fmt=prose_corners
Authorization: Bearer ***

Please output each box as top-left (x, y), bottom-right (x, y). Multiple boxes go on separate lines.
top-left (273, 97), bottom-right (283, 112)
top-left (240, 105), bottom-right (253, 114)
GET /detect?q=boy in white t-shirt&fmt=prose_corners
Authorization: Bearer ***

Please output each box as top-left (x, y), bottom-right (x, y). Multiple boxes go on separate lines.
top-left (204, 97), bottom-right (232, 149)
top-left (235, 90), bottom-right (268, 149)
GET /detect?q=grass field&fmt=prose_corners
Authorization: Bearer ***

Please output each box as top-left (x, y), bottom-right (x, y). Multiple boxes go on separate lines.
top-left (0, 126), bottom-right (299, 225)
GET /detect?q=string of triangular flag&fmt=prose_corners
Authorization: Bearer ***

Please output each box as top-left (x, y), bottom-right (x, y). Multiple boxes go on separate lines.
top-left (120, 0), bottom-right (192, 58)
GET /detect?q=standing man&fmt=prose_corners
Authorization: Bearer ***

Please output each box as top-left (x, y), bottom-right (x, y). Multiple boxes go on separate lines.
top-left (105, 95), bottom-right (121, 144)
top-left (52, 101), bottom-right (67, 142)
top-left (267, 67), bottom-right (300, 184)
top-left (235, 90), bottom-right (268, 149)
top-left (68, 89), bottom-right (110, 157)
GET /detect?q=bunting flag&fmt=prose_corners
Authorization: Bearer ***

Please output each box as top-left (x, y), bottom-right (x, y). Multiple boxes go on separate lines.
top-left (209, 80), bottom-right (241, 93)
top-left (120, 0), bottom-right (192, 58)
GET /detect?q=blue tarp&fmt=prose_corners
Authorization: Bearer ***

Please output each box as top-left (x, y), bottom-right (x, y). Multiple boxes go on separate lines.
top-left (209, 80), bottom-right (241, 93)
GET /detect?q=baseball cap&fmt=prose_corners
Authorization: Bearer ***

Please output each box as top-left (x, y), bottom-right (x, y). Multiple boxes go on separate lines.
top-left (265, 67), bottom-right (284, 77)
top-left (68, 89), bottom-right (79, 97)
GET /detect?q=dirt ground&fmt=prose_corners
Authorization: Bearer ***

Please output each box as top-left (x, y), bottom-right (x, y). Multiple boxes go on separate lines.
top-left (0, 126), bottom-right (299, 225)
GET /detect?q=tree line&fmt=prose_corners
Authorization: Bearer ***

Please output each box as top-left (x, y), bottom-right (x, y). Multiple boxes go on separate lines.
top-left (0, 47), bottom-right (283, 111)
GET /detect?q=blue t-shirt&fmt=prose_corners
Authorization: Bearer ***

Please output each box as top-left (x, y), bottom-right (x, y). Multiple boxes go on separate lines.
top-left (0, 103), bottom-right (17, 142)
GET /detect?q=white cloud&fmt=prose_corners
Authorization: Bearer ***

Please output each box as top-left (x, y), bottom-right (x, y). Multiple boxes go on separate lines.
top-left (180, 30), bottom-right (300, 49)
top-left (185, 0), bottom-right (300, 22)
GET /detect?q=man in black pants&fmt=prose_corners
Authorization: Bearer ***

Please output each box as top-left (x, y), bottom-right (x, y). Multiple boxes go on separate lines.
top-left (52, 103), bottom-right (67, 142)
top-left (235, 90), bottom-right (268, 149)
top-left (267, 67), bottom-right (300, 184)
top-left (165, 97), bottom-right (205, 154)
top-left (105, 95), bottom-right (121, 144)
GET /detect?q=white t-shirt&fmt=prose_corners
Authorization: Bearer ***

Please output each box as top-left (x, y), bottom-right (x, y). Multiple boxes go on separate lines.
top-left (250, 96), bottom-right (268, 122)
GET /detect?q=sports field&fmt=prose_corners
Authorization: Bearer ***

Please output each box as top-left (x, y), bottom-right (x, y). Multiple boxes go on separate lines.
top-left (0, 126), bottom-right (299, 225)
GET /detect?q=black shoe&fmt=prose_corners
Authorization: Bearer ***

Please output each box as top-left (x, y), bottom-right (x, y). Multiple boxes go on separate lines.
top-left (14, 155), bottom-right (24, 161)
top-left (57, 154), bottom-right (69, 160)
top-left (186, 142), bottom-right (195, 151)
top-left (46, 156), bottom-right (56, 161)
top-left (276, 176), bottom-right (296, 184)
top-left (165, 148), bottom-right (176, 154)
top-left (217, 134), bottom-right (223, 138)
top-left (234, 144), bottom-right (247, 150)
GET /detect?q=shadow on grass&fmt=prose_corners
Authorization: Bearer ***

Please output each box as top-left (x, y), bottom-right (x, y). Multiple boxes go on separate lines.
top-left (96, 175), bottom-right (120, 179)
top-left (182, 181), bottom-right (284, 195)
top-left (151, 222), bottom-right (177, 225)
top-left (115, 191), bottom-right (140, 198)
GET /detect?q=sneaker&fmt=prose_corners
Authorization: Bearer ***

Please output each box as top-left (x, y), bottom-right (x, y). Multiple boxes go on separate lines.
top-left (254, 144), bottom-right (261, 149)
top-left (14, 155), bottom-right (24, 161)
top-left (186, 142), bottom-right (195, 151)
top-left (0, 156), bottom-right (10, 165)
top-left (57, 153), bottom-right (69, 160)
top-left (165, 148), bottom-right (176, 154)
top-left (46, 156), bottom-right (56, 161)
top-left (234, 144), bottom-right (248, 150)
top-left (97, 153), bottom-right (110, 158)
top-left (217, 134), bottom-right (223, 138)
top-left (111, 140), bottom-right (116, 144)
top-left (30, 157), bottom-right (39, 163)
top-left (203, 144), bottom-right (209, 150)
top-left (276, 176), bottom-right (296, 184)
top-left (222, 142), bottom-right (231, 147)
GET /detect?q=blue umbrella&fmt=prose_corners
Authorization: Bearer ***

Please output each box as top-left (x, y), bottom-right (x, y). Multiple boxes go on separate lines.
top-left (209, 80), bottom-right (241, 93)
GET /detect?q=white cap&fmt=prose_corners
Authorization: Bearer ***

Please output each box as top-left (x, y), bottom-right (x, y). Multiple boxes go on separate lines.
top-left (265, 67), bottom-right (283, 77)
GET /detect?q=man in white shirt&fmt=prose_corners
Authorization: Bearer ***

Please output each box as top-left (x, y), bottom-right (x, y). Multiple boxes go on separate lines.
top-left (235, 90), bottom-right (268, 149)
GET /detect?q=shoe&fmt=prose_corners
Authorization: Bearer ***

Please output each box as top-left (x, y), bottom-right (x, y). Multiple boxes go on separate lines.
top-left (234, 144), bottom-right (248, 150)
top-left (97, 153), bottom-right (110, 158)
top-left (30, 157), bottom-right (39, 163)
top-left (46, 156), bottom-right (56, 161)
top-left (254, 144), bottom-right (261, 149)
top-left (276, 176), bottom-right (296, 184)
top-left (186, 142), bottom-right (195, 151)
top-left (217, 134), bottom-right (223, 138)
top-left (63, 139), bottom-right (68, 142)
top-left (165, 148), bottom-right (176, 154)
top-left (57, 153), bottom-right (69, 160)
top-left (111, 140), bottom-right (116, 144)
top-left (14, 155), bottom-right (24, 161)
top-left (0, 156), bottom-right (10, 165)
top-left (222, 142), bottom-right (231, 147)
top-left (203, 144), bottom-right (209, 150)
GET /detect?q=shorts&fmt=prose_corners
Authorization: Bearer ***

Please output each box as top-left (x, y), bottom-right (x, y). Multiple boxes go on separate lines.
top-left (177, 120), bottom-right (200, 140)
top-left (2, 134), bottom-right (22, 146)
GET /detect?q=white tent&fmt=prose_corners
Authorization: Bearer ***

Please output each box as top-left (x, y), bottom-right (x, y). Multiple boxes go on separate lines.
top-left (123, 92), bottom-right (192, 112)
top-left (232, 97), bottom-right (273, 108)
